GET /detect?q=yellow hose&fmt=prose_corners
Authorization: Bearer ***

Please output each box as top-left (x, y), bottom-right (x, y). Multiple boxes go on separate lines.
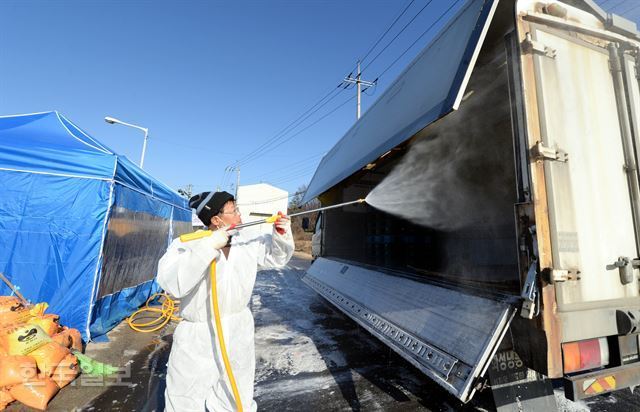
top-left (210, 260), bottom-right (244, 412)
top-left (127, 293), bottom-right (180, 333)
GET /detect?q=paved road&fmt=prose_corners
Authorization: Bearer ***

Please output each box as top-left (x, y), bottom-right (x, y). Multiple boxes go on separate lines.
top-left (75, 254), bottom-right (640, 411)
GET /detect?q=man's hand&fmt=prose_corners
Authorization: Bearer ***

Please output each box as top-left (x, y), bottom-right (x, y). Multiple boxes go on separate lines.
top-left (274, 212), bottom-right (290, 235)
top-left (210, 229), bottom-right (230, 249)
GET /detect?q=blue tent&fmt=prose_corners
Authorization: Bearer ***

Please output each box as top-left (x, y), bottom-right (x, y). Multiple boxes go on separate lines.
top-left (0, 111), bottom-right (192, 340)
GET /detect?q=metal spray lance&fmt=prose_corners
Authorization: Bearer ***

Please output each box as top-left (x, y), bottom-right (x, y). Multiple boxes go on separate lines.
top-left (179, 198), bottom-right (366, 242)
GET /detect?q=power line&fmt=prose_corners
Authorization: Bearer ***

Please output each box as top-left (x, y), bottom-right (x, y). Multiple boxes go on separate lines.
top-left (619, 2), bottom-right (640, 14)
top-left (227, 1), bottom-right (419, 170)
top-left (361, 0), bottom-right (435, 74)
top-left (264, 161), bottom-right (323, 182)
top-left (234, 88), bottom-right (344, 167)
top-left (266, 166), bottom-right (318, 186)
top-left (359, 0), bottom-right (417, 64)
top-left (235, 93), bottom-right (356, 167)
top-left (607, 0), bottom-right (628, 11)
top-left (237, 190), bottom-right (306, 206)
top-left (257, 152), bottom-right (325, 179)
top-left (222, 0), bottom-right (459, 178)
top-left (233, 87), bottom-right (343, 167)
top-left (375, 0), bottom-right (463, 80)
top-left (257, 0), bottom-right (463, 186)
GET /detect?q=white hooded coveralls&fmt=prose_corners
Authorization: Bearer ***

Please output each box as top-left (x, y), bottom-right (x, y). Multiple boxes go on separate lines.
top-left (158, 228), bottom-right (294, 412)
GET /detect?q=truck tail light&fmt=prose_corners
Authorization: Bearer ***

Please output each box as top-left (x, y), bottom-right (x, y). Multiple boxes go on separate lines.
top-left (562, 338), bottom-right (610, 374)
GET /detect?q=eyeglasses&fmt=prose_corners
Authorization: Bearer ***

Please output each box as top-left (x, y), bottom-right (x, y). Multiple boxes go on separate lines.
top-left (220, 207), bottom-right (241, 216)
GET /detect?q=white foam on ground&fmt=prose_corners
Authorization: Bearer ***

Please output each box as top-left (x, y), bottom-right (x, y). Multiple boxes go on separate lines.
top-left (255, 324), bottom-right (329, 381)
top-left (554, 389), bottom-right (590, 412)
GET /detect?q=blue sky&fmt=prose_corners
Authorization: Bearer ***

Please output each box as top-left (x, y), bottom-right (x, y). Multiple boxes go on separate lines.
top-left (0, 0), bottom-right (638, 197)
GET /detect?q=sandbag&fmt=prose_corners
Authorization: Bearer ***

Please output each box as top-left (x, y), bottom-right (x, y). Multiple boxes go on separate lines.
top-left (51, 354), bottom-right (79, 389)
top-left (0, 355), bottom-right (37, 387)
top-left (28, 314), bottom-right (60, 336)
top-left (0, 296), bottom-right (24, 314)
top-left (9, 377), bottom-right (59, 411)
top-left (51, 328), bottom-right (82, 352)
top-left (29, 342), bottom-right (70, 377)
top-left (0, 297), bottom-right (30, 328)
top-left (0, 388), bottom-right (14, 411)
top-left (0, 324), bottom-right (49, 356)
top-left (28, 302), bottom-right (48, 318)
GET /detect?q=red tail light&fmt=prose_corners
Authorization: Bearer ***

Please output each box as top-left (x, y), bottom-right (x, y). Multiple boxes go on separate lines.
top-left (562, 338), bottom-right (609, 373)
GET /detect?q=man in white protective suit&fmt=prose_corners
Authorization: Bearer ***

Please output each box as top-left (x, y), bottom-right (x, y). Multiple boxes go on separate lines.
top-left (158, 190), bottom-right (294, 411)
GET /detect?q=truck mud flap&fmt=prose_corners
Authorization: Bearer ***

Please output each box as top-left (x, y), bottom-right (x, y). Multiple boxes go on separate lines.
top-left (302, 258), bottom-right (518, 402)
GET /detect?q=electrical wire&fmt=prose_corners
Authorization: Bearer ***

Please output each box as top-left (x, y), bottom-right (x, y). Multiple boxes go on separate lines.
top-left (375, 0), bottom-right (463, 80)
top-left (261, 0), bottom-right (466, 191)
top-left (361, 0), bottom-right (435, 74)
top-left (226, 2), bottom-right (421, 170)
top-left (607, 0), bottom-right (628, 11)
top-left (257, 152), bottom-right (325, 180)
top-left (231, 93), bottom-right (355, 171)
top-left (234, 87), bottom-right (344, 167)
top-left (266, 166), bottom-right (319, 186)
top-left (619, 2), bottom-right (640, 14)
top-left (359, 0), bottom-right (417, 64)
top-left (222, 0), bottom-right (462, 186)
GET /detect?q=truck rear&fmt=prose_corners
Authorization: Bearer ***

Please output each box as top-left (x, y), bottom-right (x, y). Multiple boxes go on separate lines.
top-left (302, 0), bottom-right (640, 405)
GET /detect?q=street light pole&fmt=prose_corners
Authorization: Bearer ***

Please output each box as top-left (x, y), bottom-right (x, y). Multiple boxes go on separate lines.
top-left (140, 128), bottom-right (149, 169)
top-left (104, 116), bottom-right (149, 168)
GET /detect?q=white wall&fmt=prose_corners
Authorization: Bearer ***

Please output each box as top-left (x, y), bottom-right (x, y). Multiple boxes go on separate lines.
top-left (236, 183), bottom-right (288, 236)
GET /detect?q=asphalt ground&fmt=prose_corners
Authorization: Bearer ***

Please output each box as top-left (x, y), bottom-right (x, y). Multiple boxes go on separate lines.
top-left (7, 253), bottom-right (640, 411)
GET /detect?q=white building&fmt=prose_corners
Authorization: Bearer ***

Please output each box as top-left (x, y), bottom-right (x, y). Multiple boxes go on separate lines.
top-left (236, 183), bottom-right (288, 236)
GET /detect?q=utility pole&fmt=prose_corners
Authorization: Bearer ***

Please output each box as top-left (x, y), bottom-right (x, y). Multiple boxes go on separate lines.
top-left (342, 61), bottom-right (376, 120)
top-left (225, 166), bottom-right (240, 198)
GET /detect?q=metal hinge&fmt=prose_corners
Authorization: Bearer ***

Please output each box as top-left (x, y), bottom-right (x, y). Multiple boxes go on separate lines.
top-left (523, 33), bottom-right (557, 58)
top-left (520, 261), bottom-right (540, 319)
top-left (607, 256), bottom-right (640, 285)
top-left (531, 141), bottom-right (568, 162)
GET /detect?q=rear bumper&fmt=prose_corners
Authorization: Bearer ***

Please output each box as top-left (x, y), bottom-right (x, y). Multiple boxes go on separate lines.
top-left (564, 363), bottom-right (640, 401)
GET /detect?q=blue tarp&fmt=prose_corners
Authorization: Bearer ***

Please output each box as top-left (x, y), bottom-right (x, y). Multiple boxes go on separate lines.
top-left (0, 111), bottom-right (191, 340)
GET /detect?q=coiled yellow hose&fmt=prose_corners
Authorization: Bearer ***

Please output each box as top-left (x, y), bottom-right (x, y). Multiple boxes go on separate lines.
top-left (127, 293), bottom-right (180, 333)
top-left (210, 260), bottom-right (243, 412)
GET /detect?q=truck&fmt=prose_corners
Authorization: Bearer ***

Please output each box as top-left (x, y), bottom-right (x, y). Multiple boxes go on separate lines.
top-left (301, 0), bottom-right (640, 408)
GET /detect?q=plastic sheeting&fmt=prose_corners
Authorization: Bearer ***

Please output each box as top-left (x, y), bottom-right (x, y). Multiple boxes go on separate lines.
top-left (89, 184), bottom-right (191, 338)
top-left (0, 111), bottom-right (191, 340)
top-left (97, 186), bottom-right (173, 298)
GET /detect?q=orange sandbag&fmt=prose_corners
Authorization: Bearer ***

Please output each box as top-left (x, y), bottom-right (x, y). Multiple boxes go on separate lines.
top-left (51, 328), bottom-right (82, 352)
top-left (0, 296), bottom-right (24, 314)
top-left (0, 324), bottom-right (50, 356)
top-left (0, 297), bottom-right (30, 328)
top-left (27, 314), bottom-right (60, 336)
top-left (9, 377), bottom-right (59, 411)
top-left (51, 354), bottom-right (79, 389)
top-left (0, 355), bottom-right (37, 387)
top-left (28, 342), bottom-right (70, 377)
top-left (0, 388), bottom-right (14, 411)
